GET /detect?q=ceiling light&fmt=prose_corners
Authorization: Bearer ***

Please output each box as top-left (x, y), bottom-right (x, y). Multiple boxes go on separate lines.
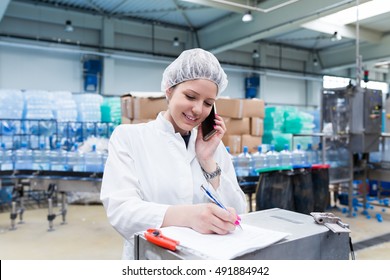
top-left (65, 20), bottom-right (74, 32)
top-left (252, 49), bottom-right (260, 59)
top-left (242, 11), bottom-right (253, 22)
top-left (313, 58), bottom-right (318, 67)
top-left (331, 31), bottom-right (342, 41)
top-left (374, 60), bottom-right (390, 69)
top-left (172, 37), bottom-right (180, 47)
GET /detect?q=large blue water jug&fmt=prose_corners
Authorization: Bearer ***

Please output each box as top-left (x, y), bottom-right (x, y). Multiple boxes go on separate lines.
top-left (266, 145), bottom-right (280, 167)
top-left (291, 144), bottom-right (308, 167)
top-left (14, 142), bottom-right (33, 170)
top-left (32, 143), bottom-right (50, 170)
top-left (50, 142), bottom-right (69, 171)
top-left (279, 144), bottom-right (292, 167)
top-left (84, 144), bottom-right (104, 172)
top-left (67, 143), bottom-right (85, 172)
top-left (235, 146), bottom-right (252, 176)
top-left (0, 143), bottom-right (14, 171)
top-left (251, 145), bottom-right (268, 174)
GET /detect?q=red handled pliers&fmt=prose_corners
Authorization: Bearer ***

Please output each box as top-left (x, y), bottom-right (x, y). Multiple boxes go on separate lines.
top-left (144, 228), bottom-right (181, 251)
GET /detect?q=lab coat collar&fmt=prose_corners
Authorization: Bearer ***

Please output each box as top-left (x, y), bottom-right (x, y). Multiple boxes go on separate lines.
top-left (156, 112), bottom-right (197, 163)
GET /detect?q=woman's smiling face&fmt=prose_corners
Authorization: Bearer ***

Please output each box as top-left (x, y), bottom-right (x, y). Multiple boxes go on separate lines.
top-left (165, 79), bottom-right (218, 135)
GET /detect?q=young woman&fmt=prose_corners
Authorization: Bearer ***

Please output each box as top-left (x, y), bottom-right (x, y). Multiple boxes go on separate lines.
top-left (100, 48), bottom-right (247, 259)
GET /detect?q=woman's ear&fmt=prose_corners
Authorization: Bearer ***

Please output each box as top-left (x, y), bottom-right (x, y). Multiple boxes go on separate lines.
top-left (166, 87), bottom-right (173, 102)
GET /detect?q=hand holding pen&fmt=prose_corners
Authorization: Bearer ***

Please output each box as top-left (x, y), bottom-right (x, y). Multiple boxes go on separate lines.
top-left (200, 185), bottom-right (243, 230)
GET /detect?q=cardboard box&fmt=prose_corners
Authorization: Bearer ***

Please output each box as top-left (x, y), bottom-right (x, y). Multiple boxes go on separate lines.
top-left (223, 117), bottom-right (250, 135)
top-left (121, 92), bottom-right (168, 120)
top-left (216, 98), bottom-right (265, 119)
top-left (121, 94), bottom-right (133, 119)
top-left (250, 117), bottom-right (264, 136)
top-left (241, 134), bottom-right (262, 154)
top-left (222, 134), bottom-right (241, 155)
top-left (133, 97), bottom-right (167, 119)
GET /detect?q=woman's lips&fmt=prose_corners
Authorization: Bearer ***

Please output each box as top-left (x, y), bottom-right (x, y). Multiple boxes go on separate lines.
top-left (183, 113), bottom-right (198, 123)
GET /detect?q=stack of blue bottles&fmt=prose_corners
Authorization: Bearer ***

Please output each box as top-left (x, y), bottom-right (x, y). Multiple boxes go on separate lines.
top-left (279, 144), bottom-right (293, 168)
top-left (251, 145), bottom-right (268, 175)
top-left (24, 90), bottom-right (56, 149)
top-left (84, 144), bottom-right (104, 173)
top-left (53, 91), bottom-right (78, 122)
top-left (50, 142), bottom-right (69, 171)
top-left (74, 94), bottom-right (103, 122)
top-left (0, 90), bottom-right (24, 148)
top-left (67, 143), bottom-right (85, 172)
top-left (266, 145), bottom-right (280, 168)
top-left (32, 143), bottom-right (50, 170)
top-left (0, 89), bottom-right (24, 120)
top-left (14, 142), bottom-right (33, 170)
top-left (234, 146), bottom-right (252, 176)
top-left (74, 94), bottom-right (103, 141)
top-left (54, 91), bottom-right (78, 149)
top-left (23, 91), bottom-right (55, 122)
top-left (0, 143), bottom-right (14, 171)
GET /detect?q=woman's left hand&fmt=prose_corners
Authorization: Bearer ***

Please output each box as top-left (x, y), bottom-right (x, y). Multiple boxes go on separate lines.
top-left (196, 113), bottom-right (226, 165)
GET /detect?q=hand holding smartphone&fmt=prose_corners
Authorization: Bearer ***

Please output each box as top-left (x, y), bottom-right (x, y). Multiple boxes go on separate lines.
top-left (202, 105), bottom-right (217, 141)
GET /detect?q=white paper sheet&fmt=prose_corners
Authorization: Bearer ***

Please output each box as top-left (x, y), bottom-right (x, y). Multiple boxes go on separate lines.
top-left (160, 223), bottom-right (290, 259)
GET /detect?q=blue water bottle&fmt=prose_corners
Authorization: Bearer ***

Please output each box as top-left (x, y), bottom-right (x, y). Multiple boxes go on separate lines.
top-left (251, 145), bottom-right (268, 174)
top-left (14, 142), bottom-right (33, 170)
top-left (279, 144), bottom-right (292, 167)
top-left (266, 145), bottom-right (280, 167)
top-left (0, 143), bottom-right (14, 171)
top-left (306, 143), bottom-right (316, 165)
top-left (291, 144), bottom-right (307, 167)
top-left (32, 143), bottom-right (50, 170)
top-left (235, 146), bottom-right (252, 176)
top-left (84, 144), bottom-right (104, 172)
top-left (67, 143), bottom-right (85, 172)
top-left (50, 142), bottom-right (69, 171)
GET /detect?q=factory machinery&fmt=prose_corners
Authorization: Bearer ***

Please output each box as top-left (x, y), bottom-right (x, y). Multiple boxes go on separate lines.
top-left (0, 170), bottom-right (102, 231)
top-left (321, 85), bottom-right (389, 213)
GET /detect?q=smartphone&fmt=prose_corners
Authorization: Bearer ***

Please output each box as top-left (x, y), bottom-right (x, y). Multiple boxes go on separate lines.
top-left (202, 105), bottom-right (217, 141)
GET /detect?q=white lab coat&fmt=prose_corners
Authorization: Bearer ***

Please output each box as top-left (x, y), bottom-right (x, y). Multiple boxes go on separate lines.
top-left (100, 112), bottom-right (247, 259)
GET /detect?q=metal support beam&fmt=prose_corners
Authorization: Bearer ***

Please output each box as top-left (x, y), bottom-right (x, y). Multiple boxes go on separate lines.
top-left (0, 0), bottom-right (11, 22)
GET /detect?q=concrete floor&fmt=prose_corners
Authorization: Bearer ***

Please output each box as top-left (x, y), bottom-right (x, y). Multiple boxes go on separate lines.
top-left (0, 198), bottom-right (389, 260)
top-left (0, 204), bottom-right (123, 260)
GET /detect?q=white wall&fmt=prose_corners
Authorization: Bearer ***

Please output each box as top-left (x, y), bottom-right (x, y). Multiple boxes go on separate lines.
top-left (262, 76), bottom-right (306, 105)
top-left (112, 59), bottom-right (166, 95)
top-left (0, 46), bottom-right (82, 92)
top-left (111, 58), bottom-right (249, 98)
top-left (0, 45), bottom-right (320, 108)
top-left (220, 71), bottom-right (247, 99)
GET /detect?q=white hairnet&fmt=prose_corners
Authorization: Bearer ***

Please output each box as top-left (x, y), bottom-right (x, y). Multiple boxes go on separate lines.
top-left (161, 48), bottom-right (228, 95)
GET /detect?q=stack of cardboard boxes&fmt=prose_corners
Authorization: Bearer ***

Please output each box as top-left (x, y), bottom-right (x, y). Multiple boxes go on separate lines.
top-left (216, 97), bottom-right (265, 155)
top-left (121, 92), bottom-right (168, 124)
top-left (120, 94), bottom-right (265, 155)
